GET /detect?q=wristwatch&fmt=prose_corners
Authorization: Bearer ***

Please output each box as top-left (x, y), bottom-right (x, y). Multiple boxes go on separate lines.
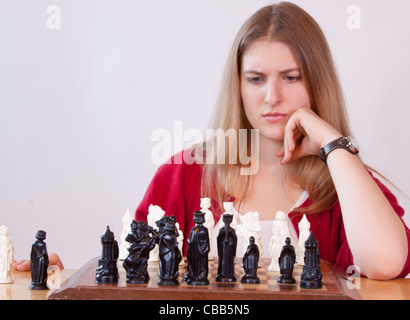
top-left (318, 136), bottom-right (359, 164)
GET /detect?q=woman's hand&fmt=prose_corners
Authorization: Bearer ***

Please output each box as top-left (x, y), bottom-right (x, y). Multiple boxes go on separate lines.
top-left (276, 107), bottom-right (342, 165)
top-left (12, 253), bottom-right (64, 271)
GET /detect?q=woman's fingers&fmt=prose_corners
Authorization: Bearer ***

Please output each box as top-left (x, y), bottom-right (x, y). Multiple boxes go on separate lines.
top-left (281, 110), bottom-right (305, 164)
top-left (280, 107), bottom-right (340, 165)
top-left (49, 253), bottom-right (64, 270)
top-left (13, 259), bottom-right (30, 271)
top-left (12, 253), bottom-right (64, 272)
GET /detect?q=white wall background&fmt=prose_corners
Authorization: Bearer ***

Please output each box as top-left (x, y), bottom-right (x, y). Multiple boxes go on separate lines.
top-left (1, 0), bottom-right (409, 269)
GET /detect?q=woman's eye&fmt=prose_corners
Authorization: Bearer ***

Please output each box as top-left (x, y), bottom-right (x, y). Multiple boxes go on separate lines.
top-left (284, 75), bottom-right (300, 82)
top-left (248, 77), bottom-right (263, 84)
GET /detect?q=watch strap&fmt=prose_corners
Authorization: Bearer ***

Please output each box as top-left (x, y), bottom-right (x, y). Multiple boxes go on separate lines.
top-left (318, 136), bottom-right (359, 164)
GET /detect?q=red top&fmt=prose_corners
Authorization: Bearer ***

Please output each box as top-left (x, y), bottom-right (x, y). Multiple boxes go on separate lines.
top-left (136, 150), bottom-right (410, 278)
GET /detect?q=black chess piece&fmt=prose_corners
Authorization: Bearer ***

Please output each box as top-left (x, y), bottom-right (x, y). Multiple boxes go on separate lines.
top-left (300, 231), bottom-right (322, 289)
top-left (123, 220), bottom-right (159, 284)
top-left (95, 226), bottom-right (119, 284)
top-left (241, 236), bottom-right (260, 284)
top-left (29, 230), bottom-right (49, 290)
top-left (185, 210), bottom-right (210, 286)
top-left (215, 214), bottom-right (237, 282)
top-left (158, 220), bottom-right (182, 286)
top-left (156, 215), bottom-right (171, 237)
top-left (277, 237), bottom-right (296, 284)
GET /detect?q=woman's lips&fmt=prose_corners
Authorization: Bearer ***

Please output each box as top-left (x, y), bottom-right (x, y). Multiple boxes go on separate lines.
top-left (262, 112), bottom-right (287, 123)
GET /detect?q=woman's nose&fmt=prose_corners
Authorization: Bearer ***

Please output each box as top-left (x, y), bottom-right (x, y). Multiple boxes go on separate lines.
top-left (264, 79), bottom-right (282, 106)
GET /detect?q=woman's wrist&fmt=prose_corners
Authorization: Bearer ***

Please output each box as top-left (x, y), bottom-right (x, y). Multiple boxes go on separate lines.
top-left (319, 132), bottom-right (343, 149)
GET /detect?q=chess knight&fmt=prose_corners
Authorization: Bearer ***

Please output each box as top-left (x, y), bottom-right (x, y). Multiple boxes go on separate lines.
top-left (123, 220), bottom-right (158, 284)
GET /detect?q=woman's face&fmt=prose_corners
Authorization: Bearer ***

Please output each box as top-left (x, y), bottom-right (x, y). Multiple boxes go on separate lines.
top-left (240, 40), bottom-right (311, 142)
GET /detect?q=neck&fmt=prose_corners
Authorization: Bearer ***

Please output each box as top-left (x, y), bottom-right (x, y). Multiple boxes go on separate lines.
top-left (254, 135), bottom-right (285, 174)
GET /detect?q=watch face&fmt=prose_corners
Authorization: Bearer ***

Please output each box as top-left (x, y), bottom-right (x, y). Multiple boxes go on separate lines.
top-left (347, 136), bottom-right (359, 152)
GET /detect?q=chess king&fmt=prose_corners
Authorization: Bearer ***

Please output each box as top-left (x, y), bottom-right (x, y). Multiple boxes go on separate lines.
top-left (215, 214), bottom-right (237, 282)
top-left (185, 210), bottom-right (210, 286)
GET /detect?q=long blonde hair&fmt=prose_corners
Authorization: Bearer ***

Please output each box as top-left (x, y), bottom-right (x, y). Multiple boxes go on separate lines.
top-left (196, 2), bottom-right (357, 216)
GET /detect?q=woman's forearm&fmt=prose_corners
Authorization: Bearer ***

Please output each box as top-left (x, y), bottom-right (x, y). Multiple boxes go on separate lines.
top-left (327, 148), bottom-right (408, 280)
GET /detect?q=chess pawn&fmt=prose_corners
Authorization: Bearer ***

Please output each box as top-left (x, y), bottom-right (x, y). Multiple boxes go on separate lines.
top-left (241, 237), bottom-right (260, 284)
top-left (147, 204), bottom-right (166, 262)
top-left (277, 237), bottom-right (296, 284)
top-left (300, 231), bottom-right (322, 289)
top-left (215, 214), bottom-right (237, 282)
top-left (185, 211), bottom-right (210, 286)
top-left (0, 226), bottom-right (14, 284)
top-left (95, 226), bottom-right (119, 284)
top-left (200, 197), bottom-right (215, 261)
top-left (29, 230), bottom-right (49, 290)
top-left (296, 214), bottom-right (310, 265)
top-left (119, 209), bottom-right (134, 260)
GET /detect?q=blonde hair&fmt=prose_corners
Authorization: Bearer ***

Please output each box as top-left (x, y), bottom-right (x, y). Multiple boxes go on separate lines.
top-left (196, 2), bottom-right (358, 216)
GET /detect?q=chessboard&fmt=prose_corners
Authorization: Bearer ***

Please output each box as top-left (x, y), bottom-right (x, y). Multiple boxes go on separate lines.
top-left (48, 257), bottom-right (360, 300)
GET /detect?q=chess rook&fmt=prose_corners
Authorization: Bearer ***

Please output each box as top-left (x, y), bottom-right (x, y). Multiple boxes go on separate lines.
top-left (300, 232), bottom-right (322, 289)
top-left (95, 226), bottom-right (119, 284)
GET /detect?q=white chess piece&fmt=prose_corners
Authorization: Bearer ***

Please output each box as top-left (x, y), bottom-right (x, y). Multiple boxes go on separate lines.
top-left (268, 211), bottom-right (290, 272)
top-left (276, 210), bottom-right (291, 238)
top-left (216, 202), bottom-right (238, 230)
top-left (0, 225), bottom-right (14, 284)
top-left (119, 209), bottom-right (134, 260)
top-left (296, 214), bottom-right (311, 265)
top-left (268, 221), bottom-right (282, 272)
top-left (220, 202), bottom-right (238, 230)
top-left (236, 211), bottom-right (263, 259)
top-left (147, 204), bottom-right (166, 262)
top-left (175, 222), bottom-right (185, 265)
top-left (200, 197), bottom-right (215, 260)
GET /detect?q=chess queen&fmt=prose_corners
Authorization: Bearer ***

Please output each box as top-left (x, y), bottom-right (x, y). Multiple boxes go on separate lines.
top-left (136, 2), bottom-right (410, 280)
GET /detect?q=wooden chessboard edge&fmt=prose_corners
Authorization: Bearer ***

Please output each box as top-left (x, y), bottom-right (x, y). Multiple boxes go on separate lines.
top-left (48, 256), bottom-right (360, 300)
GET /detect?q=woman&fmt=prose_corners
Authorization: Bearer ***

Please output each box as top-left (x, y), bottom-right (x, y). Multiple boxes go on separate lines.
top-left (136, 2), bottom-right (410, 280)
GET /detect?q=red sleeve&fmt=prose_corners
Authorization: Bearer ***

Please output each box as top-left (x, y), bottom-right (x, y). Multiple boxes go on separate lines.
top-left (135, 150), bottom-right (202, 255)
top-left (335, 173), bottom-right (410, 278)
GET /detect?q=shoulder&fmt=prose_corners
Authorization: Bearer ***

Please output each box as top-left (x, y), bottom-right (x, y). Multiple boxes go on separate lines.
top-left (135, 149), bottom-right (202, 225)
top-left (154, 149), bottom-right (202, 178)
top-left (146, 149), bottom-right (203, 193)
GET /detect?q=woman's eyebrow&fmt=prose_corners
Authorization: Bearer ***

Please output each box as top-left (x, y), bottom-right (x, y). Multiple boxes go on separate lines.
top-left (243, 69), bottom-right (264, 75)
top-left (243, 67), bottom-right (301, 75)
top-left (279, 67), bottom-right (301, 74)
